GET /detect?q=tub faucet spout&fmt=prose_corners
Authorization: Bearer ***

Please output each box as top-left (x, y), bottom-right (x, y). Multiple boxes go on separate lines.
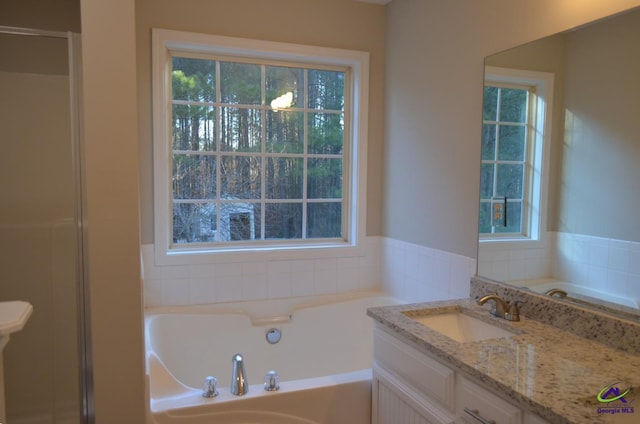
top-left (231, 353), bottom-right (248, 396)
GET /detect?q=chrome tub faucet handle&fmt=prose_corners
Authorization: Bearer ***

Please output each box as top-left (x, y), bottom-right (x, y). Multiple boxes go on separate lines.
top-left (202, 376), bottom-right (218, 398)
top-left (264, 370), bottom-right (280, 391)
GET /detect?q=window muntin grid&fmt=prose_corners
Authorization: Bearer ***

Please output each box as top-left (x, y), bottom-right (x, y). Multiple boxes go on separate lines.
top-left (169, 54), bottom-right (349, 246)
top-left (480, 83), bottom-right (533, 236)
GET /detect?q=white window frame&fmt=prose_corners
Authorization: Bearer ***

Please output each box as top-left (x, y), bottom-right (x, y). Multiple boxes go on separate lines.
top-left (480, 66), bottom-right (553, 247)
top-left (152, 29), bottom-right (369, 265)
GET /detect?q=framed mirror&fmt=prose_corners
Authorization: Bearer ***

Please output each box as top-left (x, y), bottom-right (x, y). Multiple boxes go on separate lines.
top-left (477, 6), bottom-right (640, 320)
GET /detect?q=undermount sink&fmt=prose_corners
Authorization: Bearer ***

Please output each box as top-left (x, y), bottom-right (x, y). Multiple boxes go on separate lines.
top-left (408, 311), bottom-right (516, 343)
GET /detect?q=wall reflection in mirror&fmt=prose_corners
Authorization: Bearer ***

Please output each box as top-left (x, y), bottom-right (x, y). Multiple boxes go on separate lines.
top-left (477, 7), bottom-right (640, 319)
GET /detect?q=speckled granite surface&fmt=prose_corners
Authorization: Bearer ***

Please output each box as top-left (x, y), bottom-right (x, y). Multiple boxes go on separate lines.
top-left (368, 298), bottom-right (640, 424)
top-left (471, 276), bottom-right (640, 355)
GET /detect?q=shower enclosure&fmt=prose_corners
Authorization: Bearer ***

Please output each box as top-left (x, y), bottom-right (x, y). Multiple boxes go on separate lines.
top-left (0, 27), bottom-right (90, 423)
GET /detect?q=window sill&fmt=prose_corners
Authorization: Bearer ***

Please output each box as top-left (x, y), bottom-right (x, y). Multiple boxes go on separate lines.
top-left (154, 241), bottom-right (365, 266)
top-left (478, 237), bottom-right (546, 250)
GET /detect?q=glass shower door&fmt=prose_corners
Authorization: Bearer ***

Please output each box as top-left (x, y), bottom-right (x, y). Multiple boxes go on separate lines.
top-left (0, 30), bottom-right (83, 424)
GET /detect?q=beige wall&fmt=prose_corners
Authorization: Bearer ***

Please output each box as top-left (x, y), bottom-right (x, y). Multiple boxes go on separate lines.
top-left (383, 0), bottom-right (640, 259)
top-left (135, 0), bottom-right (387, 243)
top-left (80, 0), bottom-right (146, 422)
top-left (0, 35), bottom-right (69, 75)
top-left (0, 0), bottom-right (77, 76)
top-left (0, 0), bottom-right (80, 33)
top-left (558, 9), bottom-right (640, 241)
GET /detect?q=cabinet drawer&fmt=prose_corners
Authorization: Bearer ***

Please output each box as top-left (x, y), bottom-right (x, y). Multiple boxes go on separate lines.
top-left (374, 325), bottom-right (455, 411)
top-left (456, 376), bottom-right (522, 424)
top-left (374, 364), bottom-right (455, 424)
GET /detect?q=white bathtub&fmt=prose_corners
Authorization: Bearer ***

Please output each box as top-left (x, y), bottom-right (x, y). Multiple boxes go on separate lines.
top-left (509, 277), bottom-right (640, 311)
top-left (145, 290), bottom-right (398, 424)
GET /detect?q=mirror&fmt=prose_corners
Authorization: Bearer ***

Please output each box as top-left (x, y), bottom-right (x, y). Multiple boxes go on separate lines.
top-left (477, 7), bottom-right (640, 319)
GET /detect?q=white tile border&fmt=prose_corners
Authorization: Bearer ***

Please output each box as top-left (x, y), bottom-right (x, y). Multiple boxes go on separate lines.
top-left (142, 237), bottom-right (382, 307)
top-left (478, 231), bottom-right (640, 302)
top-left (141, 236), bottom-right (477, 307)
top-left (379, 238), bottom-right (476, 303)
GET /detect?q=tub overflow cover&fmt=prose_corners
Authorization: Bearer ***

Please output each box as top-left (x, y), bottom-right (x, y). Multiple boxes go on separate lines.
top-left (266, 328), bottom-right (281, 344)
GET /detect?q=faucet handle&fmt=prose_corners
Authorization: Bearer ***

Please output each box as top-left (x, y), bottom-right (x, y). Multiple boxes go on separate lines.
top-left (264, 370), bottom-right (280, 391)
top-left (202, 376), bottom-right (219, 398)
top-left (506, 300), bottom-right (524, 322)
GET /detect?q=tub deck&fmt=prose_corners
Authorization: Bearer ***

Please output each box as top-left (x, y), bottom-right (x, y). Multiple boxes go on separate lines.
top-left (145, 290), bottom-right (398, 424)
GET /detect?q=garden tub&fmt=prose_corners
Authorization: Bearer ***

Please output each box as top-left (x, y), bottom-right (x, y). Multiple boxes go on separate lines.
top-left (145, 290), bottom-right (398, 424)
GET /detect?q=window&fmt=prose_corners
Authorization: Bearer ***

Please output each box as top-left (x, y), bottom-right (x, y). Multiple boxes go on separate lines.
top-left (152, 30), bottom-right (369, 264)
top-left (480, 84), bottom-right (530, 234)
top-left (479, 67), bottom-right (553, 242)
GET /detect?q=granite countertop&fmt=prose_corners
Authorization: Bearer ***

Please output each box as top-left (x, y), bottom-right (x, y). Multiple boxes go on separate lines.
top-left (367, 299), bottom-right (640, 424)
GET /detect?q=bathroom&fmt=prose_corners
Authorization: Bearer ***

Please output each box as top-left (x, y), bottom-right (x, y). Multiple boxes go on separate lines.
top-left (1, 0), bottom-right (640, 422)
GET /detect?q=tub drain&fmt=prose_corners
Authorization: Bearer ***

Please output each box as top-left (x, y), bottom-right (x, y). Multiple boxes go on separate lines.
top-left (266, 328), bottom-right (281, 344)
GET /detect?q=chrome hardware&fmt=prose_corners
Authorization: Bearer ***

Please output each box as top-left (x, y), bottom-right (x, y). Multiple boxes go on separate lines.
top-left (477, 294), bottom-right (521, 321)
top-left (266, 328), bottom-right (281, 344)
top-left (545, 288), bottom-right (568, 298)
top-left (264, 370), bottom-right (280, 391)
top-left (463, 407), bottom-right (496, 424)
top-left (231, 353), bottom-right (248, 395)
top-left (202, 376), bottom-right (218, 398)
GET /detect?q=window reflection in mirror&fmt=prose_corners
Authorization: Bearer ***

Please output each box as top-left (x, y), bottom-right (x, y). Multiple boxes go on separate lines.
top-left (477, 7), bottom-right (640, 319)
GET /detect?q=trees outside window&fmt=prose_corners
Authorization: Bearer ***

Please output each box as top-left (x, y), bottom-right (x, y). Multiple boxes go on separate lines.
top-left (479, 84), bottom-right (530, 235)
top-left (170, 57), bottom-right (346, 244)
top-left (479, 67), bottom-right (553, 243)
top-left (152, 30), bottom-right (369, 262)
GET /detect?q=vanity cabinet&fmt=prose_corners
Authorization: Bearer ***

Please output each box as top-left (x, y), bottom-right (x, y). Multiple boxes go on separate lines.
top-left (372, 324), bottom-right (550, 424)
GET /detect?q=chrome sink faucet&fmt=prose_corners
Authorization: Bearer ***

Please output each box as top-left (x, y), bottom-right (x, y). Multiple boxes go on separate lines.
top-left (477, 294), bottom-right (521, 321)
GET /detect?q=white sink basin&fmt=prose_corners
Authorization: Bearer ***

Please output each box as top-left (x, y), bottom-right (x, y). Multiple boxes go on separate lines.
top-left (410, 311), bottom-right (516, 343)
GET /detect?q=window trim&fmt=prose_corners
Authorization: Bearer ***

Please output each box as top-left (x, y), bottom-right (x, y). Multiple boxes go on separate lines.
top-left (479, 66), bottom-right (554, 247)
top-left (152, 29), bottom-right (369, 265)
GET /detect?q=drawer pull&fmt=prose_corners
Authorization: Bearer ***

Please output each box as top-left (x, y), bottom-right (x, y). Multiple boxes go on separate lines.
top-left (463, 407), bottom-right (496, 424)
